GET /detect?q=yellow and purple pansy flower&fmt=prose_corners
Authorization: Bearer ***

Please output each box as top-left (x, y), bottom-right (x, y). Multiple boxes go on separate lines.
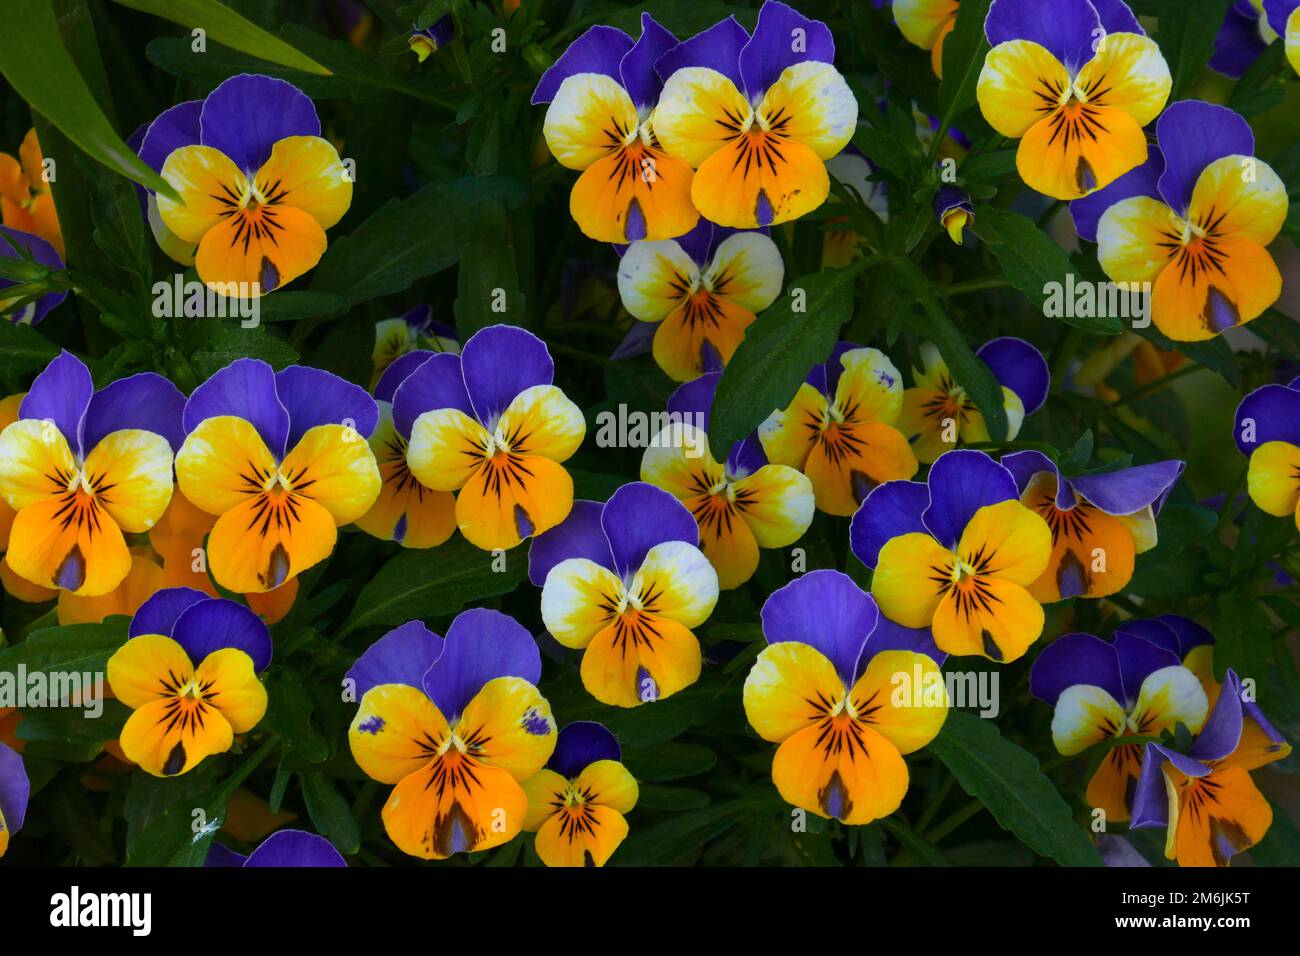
top-left (174, 359), bottom-right (382, 593)
top-left (0, 226), bottom-right (67, 325)
top-left (107, 588), bottom-right (272, 777)
top-left (743, 570), bottom-right (949, 824)
top-left (641, 372), bottom-right (814, 589)
top-left (207, 828), bottom-right (346, 867)
top-left (370, 304), bottom-right (459, 390)
top-left (851, 450), bottom-right (1053, 662)
top-left (0, 351), bottom-right (184, 596)
top-left (1264, 0), bottom-right (1300, 73)
top-left (900, 337), bottom-right (1049, 464)
top-left (1001, 450), bottom-right (1185, 601)
top-left (1212, 1), bottom-right (1279, 76)
top-left (932, 186), bottom-right (975, 245)
top-left (346, 611), bottom-right (557, 859)
top-left (407, 15), bottom-right (455, 62)
top-left (653, 0), bottom-right (859, 228)
top-left (0, 129), bottom-right (62, 256)
top-left (616, 219), bottom-right (784, 381)
top-left (1075, 100), bottom-right (1288, 341)
top-left (532, 482), bottom-right (720, 707)
top-left (976, 0), bottom-right (1170, 200)
top-left (1131, 667), bottom-right (1292, 866)
top-left (532, 14), bottom-right (697, 243)
top-left (0, 740), bottom-right (28, 857)
top-left (1232, 375), bottom-right (1300, 530)
top-left (138, 74), bottom-right (353, 293)
top-left (522, 721), bottom-right (639, 867)
top-left (1030, 618), bottom-right (1212, 822)
top-left (354, 348), bottom-right (459, 550)
top-left (400, 325), bottom-right (585, 551)
top-left (760, 343), bottom-right (918, 517)
top-left (894, 0), bottom-right (960, 77)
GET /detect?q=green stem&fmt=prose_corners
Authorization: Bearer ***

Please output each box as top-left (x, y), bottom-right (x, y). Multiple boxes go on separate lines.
top-left (1112, 363), bottom-right (1200, 407)
top-left (943, 276), bottom-right (1011, 296)
top-left (1049, 327), bottom-right (1084, 388)
top-left (924, 798), bottom-right (984, 843)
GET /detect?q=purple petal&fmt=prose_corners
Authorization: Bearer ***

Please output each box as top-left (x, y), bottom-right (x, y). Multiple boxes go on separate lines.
top-left (726, 435), bottom-right (767, 480)
top-left (986, 0), bottom-right (1100, 72)
top-left (459, 325), bottom-right (554, 427)
top-left (761, 570), bottom-right (878, 686)
top-left (204, 842), bottom-right (249, 867)
top-left (667, 372), bottom-right (719, 428)
top-left (244, 830), bottom-right (347, 867)
top-left (610, 321), bottom-right (657, 361)
top-left (548, 721), bottom-right (621, 778)
top-left (601, 482), bottom-right (698, 579)
top-left (129, 586), bottom-right (209, 639)
top-left (1097, 834), bottom-right (1150, 867)
top-left (346, 620), bottom-right (444, 697)
top-left (620, 14), bottom-right (678, 111)
top-left (183, 358), bottom-right (290, 459)
top-left (1131, 742), bottom-right (1210, 829)
top-left (1155, 614), bottom-right (1213, 658)
top-left (82, 372), bottom-right (186, 455)
top-left (1189, 670), bottom-right (1244, 762)
top-left (977, 337), bottom-right (1050, 415)
top-left (1155, 101), bottom-right (1254, 215)
top-left (374, 350), bottom-right (435, 404)
top-left (172, 597), bottom-right (273, 673)
top-left (528, 500), bottom-right (614, 586)
top-left (849, 479), bottom-right (930, 569)
top-left (864, 616), bottom-right (947, 667)
top-left (199, 74), bottom-right (321, 173)
top-left (1090, 0), bottom-right (1144, 34)
top-left (1070, 148), bottom-right (1164, 243)
top-left (19, 350), bottom-right (92, 457)
top-left (671, 219), bottom-right (718, 267)
top-left (1113, 618), bottom-right (1182, 656)
top-left (0, 226), bottom-right (67, 325)
top-left (1233, 383), bottom-right (1300, 454)
top-left (0, 741), bottom-right (29, 837)
top-left (422, 608), bottom-right (541, 721)
top-left (275, 366), bottom-right (379, 449)
top-left (531, 25), bottom-right (634, 105)
top-left (402, 304), bottom-right (433, 332)
top-left (1114, 630), bottom-right (1181, 707)
top-left (1029, 632), bottom-right (1123, 706)
top-left (922, 450), bottom-right (1019, 549)
top-left (1070, 460), bottom-right (1185, 516)
top-left (1211, 2), bottom-right (1270, 77)
top-left (1264, 0), bottom-right (1298, 42)
top-left (654, 17), bottom-right (749, 90)
top-left (390, 352), bottom-right (473, 439)
top-left (739, 0), bottom-right (836, 100)
top-left (138, 100), bottom-right (202, 176)
top-left (808, 341), bottom-right (862, 397)
top-left (1000, 450), bottom-right (1077, 510)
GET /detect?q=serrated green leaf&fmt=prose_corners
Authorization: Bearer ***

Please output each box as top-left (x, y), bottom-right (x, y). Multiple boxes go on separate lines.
top-left (928, 710), bottom-right (1103, 866)
top-left (338, 538), bottom-right (527, 636)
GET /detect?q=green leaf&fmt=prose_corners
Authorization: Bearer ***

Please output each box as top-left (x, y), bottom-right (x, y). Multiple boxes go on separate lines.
top-left (338, 538), bottom-right (528, 636)
top-left (974, 206), bottom-right (1124, 334)
top-left (622, 742), bottom-right (717, 782)
top-left (1214, 587), bottom-right (1272, 680)
top-left (0, 321), bottom-right (60, 384)
top-left (881, 818), bottom-right (952, 866)
top-left (937, 0), bottom-right (992, 124)
top-left (891, 256), bottom-right (1009, 440)
top-left (310, 176), bottom-right (526, 309)
top-left (17, 700), bottom-right (130, 744)
top-left (190, 325), bottom-right (300, 378)
top-left (1250, 801), bottom-right (1300, 865)
top-left (1132, 323), bottom-right (1241, 387)
top-left (0, 0), bottom-right (177, 200)
top-left (0, 619), bottom-right (130, 678)
top-left (300, 772), bottom-right (360, 855)
top-left (1156, 0), bottom-right (1237, 97)
top-left (109, 0), bottom-right (330, 75)
top-left (454, 200), bottom-right (527, 337)
top-left (263, 668), bottom-right (330, 763)
top-left (928, 710), bottom-right (1103, 866)
top-left (614, 798), bottom-right (770, 866)
top-left (635, 785), bottom-right (711, 812)
top-left (708, 258), bottom-right (879, 460)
